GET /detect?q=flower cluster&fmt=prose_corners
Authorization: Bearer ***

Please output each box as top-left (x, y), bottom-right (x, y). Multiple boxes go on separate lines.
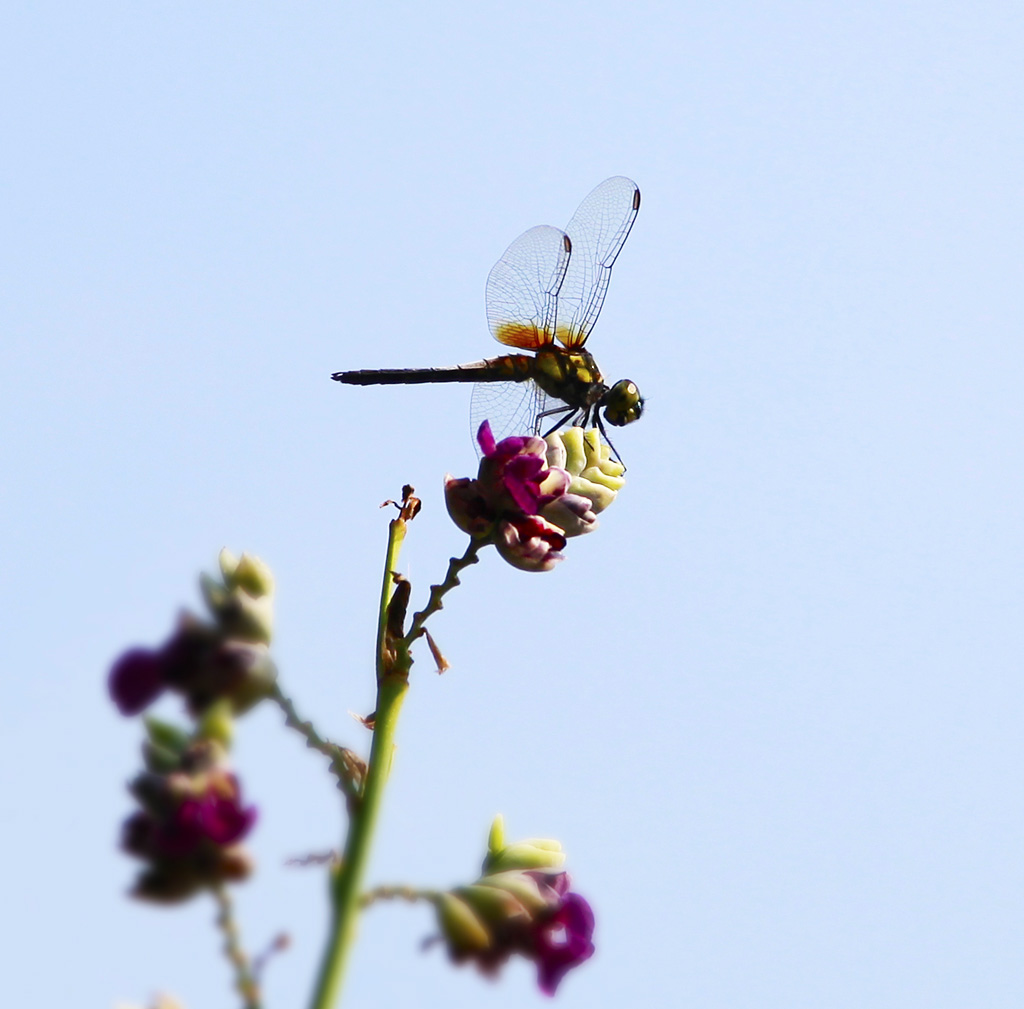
top-left (109, 550), bottom-right (277, 717)
top-left (122, 725), bottom-right (257, 902)
top-left (445, 422), bottom-right (604, 571)
top-left (431, 816), bottom-right (595, 995)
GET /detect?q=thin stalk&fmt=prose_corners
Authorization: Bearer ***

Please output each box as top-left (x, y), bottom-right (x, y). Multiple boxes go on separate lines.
top-left (306, 513), bottom-right (409, 1009)
top-left (359, 884), bottom-right (438, 909)
top-left (269, 682), bottom-right (363, 806)
top-left (212, 884), bottom-right (261, 1009)
top-left (404, 538), bottom-right (482, 644)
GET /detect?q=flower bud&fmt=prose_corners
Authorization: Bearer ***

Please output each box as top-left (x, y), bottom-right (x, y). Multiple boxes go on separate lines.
top-left (224, 550), bottom-right (275, 599)
top-left (444, 474), bottom-right (495, 537)
top-left (202, 552), bottom-right (275, 643)
top-left (483, 817), bottom-right (566, 873)
top-left (452, 882), bottom-right (529, 923)
top-left (546, 427), bottom-right (625, 514)
top-left (487, 814), bottom-right (506, 856)
top-left (212, 588), bottom-right (274, 645)
top-left (473, 869), bottom-right (556, 913)
top-left (483, 839), bottom-right (566, 874)
top-left (434, 892), bottom-right (493, 956)
top-left (144, 717), bottom-right (191, 756)
top-left (141, 717), bottom-right (192, 773)
top-left (197, 699), bottom-right (234, 746)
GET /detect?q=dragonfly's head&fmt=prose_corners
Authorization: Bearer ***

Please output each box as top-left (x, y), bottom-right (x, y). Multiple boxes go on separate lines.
top-left (601, 379), bottom-right (644, 427)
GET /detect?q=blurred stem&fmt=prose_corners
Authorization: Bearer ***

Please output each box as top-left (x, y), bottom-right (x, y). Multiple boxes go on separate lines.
top-left (307, 511), bottom-right (410, 1009)
top-left (269, 682), bottom-right (362, 807)
top-left (359, 883), bottom-right (439, 908)
top-left (212, 884), bottom-right (261, 1009)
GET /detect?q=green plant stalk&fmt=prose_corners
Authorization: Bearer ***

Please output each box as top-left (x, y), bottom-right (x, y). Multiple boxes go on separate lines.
top-left (307, 515), bottom-right (410, 1009)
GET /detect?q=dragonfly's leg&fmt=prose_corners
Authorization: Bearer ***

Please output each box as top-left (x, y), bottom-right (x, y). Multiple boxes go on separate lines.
top-left (596, 415), bottom-right (626, 471)
top-left (538, 406), bottom-right (579, 438)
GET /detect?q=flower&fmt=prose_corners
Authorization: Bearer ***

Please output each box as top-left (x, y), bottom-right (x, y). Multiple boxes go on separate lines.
top-left (122, 737), bottom-right (257, 902)
top-left (107, 551), bottom-right (277, 717)
top-left (445, 422), bottom-right (597, 571)
top-left (432, 817), bottom-right (595, 994)
top-left (109, 624), bottom-right (276, 717)
top-left (436, 869), bottom-right (595, 995)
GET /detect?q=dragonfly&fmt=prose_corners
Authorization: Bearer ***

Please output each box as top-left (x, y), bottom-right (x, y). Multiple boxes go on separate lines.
top-left (333, 176), bottom-right (644, 460)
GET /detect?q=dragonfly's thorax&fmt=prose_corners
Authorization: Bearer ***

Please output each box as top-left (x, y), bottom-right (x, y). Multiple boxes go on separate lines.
top-left (531, 347), bottom-right (607, 409)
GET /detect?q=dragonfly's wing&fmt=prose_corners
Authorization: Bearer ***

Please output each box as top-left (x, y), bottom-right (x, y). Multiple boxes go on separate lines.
top-left (555, 177), bottom-right (640, 349)
top-left (470, 381), bottom-right (550, 452)
top-left (486, 225), bottom-right (572, 350)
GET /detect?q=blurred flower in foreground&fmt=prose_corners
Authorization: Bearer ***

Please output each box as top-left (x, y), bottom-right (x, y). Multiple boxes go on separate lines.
top-left (108, 550), bottom-right (277, 716)
top-left (432, 816), bottom-right (595, 995)
top-left (122, 726), bottom-right (257, 902)
top-left (445, 421), bottom-right (603, 572)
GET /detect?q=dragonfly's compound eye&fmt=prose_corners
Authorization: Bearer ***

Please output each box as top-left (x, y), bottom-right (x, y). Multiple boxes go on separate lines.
top-left (602, 380), bottom-right (644, 427)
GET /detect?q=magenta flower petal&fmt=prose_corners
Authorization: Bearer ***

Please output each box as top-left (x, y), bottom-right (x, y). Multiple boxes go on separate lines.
top-left (199, 793), bottom-right (258, 845)
top-left (503, 454), bottom-right (547, 513)
top-left (108, 647), bottom-right (167, 715)
top-left (476, 420), bottom-right (497, 456)
top-left (534, 892), bottom-right (596, 995)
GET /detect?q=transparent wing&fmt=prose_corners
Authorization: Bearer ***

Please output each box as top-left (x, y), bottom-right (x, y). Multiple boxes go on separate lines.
top-left (555, 177), bottom-right (640, 349)
top-left (486, 225), bottom-right (572, 350)
top-left (470, 380), bottom-right (551, 452)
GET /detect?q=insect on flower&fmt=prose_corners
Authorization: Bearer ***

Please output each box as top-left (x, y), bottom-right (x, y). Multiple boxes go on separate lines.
top-left (333, 177), bottom-right (644, 464)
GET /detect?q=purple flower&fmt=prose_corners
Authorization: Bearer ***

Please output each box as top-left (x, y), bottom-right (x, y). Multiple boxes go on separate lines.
top-left (108, 625), bottom-right (276, 718)
top-left (108, 549), bottom-right (276, 718)
top-left (109, 647), bottom-right (168, 715)
top-left (195, 786), bottom-right (258, 845)
top-left (532, 890), bottom-right (596, 995)
top-left (436, 869), bottom-right (596, 995)
top-left (122, 758), bottom-right (258, 902)
top-left (445, 422), bottom-right (597, 571)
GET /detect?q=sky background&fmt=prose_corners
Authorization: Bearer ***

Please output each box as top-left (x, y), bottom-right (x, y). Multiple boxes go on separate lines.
top-left (3, 2), bottom-right (1023, 1007)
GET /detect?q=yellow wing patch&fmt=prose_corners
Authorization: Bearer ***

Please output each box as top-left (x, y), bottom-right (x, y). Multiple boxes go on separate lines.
top-left (493, 321), bottom-right (554, 350)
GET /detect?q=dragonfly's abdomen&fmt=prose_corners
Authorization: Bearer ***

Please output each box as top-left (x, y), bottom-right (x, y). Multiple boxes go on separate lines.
top-left (332, 356), bottom-right (533, 386)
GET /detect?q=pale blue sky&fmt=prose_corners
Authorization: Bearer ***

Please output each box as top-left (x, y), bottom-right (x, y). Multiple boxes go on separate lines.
top-left (3, 3), bottom-right (1024, 1007)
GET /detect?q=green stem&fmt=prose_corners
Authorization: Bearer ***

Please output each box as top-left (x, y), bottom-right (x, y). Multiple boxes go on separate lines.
top-left (307, 514), bottom-right (410, 1009)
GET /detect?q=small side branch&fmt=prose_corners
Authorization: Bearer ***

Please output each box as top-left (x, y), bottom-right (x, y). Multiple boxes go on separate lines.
top-left (359, 884), bottom-right (436, 909)
top-left (405, 539), bottom-right (482, 644)
top-left (212, 884), bottom-right (261, 1009)
top-left (270, 683), bottom-right (365, 808)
